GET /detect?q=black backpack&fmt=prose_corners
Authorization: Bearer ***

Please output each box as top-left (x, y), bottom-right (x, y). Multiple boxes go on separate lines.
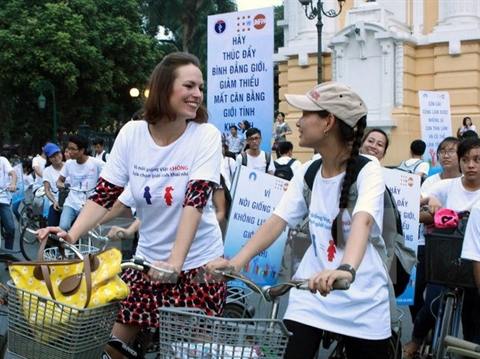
top-left (303, 156), bottom-right (416, 297)
top-left (273, 158), bottom-right (296, 180)
top-left (240, 151), bottom-right (271, 173)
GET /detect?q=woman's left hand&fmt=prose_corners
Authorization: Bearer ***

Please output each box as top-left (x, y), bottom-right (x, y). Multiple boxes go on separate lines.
top-left (148, 260), bottom-right (180, 283)
top-left (308, 269), bottom-right (353, 297)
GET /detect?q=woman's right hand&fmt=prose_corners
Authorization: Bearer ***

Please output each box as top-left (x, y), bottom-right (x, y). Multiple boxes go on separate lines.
top-left (107, 225), bottom-right (128, 240)
top-left (36, 226), bottom-right (73, 243)
top-left (205, 257), bottom-right (239, 273)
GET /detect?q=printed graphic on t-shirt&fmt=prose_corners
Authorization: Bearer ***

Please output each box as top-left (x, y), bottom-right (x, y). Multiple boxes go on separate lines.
top-left (132, 164), bottom-right (189, 179)
top-left (164, 186), bottom-right (174, 206)
top-left (144, 186), bottom-right (152, 205)
top-left (327, 240), bottom-right (336, 261)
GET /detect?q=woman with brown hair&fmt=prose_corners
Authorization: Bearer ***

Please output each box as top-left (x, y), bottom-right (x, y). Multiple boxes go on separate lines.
top-left (38, 52), bottom-right (225, 358)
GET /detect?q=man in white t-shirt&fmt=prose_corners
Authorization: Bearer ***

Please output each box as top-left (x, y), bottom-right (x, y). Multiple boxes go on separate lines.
top-left (32, 143), bottom-right (47, 190)
top-left (0, 156), bottom-right (17, 249)
top-left (93, 138), bottom-right (109, 162)
top-left (273, 141), bottom-right (302, 180)
top-left (57, 135), bottom-right (104, 230)
top-left (398, 139), bottom-right (430, 180)
top-left (235, 127), bottom-right (273, 174)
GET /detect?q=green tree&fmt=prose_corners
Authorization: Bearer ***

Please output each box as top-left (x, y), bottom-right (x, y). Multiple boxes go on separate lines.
top-left (140, 0), bottom-right (237, 65)
top-left (0, 0), bottom-right (161, 150)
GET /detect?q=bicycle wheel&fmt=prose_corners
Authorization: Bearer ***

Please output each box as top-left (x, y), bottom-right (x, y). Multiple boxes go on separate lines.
top-left (18, 208), bottom-right (37, 244)
top-left (222, 303), bottom-right (253, 318)
top-left (20, 220), bottom-right (40, 261)
top-left (434, 295), bottom-right (454, 359)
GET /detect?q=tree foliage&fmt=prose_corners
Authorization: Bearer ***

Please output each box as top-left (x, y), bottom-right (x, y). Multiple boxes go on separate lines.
top-left (0, 0), bottom-right (162, 150)
top-left (140, 0), bottom-right (237, 67)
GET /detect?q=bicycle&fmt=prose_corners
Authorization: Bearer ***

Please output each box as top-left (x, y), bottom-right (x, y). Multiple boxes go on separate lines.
top-left (422, 213), bottom-right (476, 359)
top-left (444, 335), bottom-right (480, 358)
top-left (157, 268), bottom-right (350, 359)
top-left (4, 232), bottom-right (174, 359)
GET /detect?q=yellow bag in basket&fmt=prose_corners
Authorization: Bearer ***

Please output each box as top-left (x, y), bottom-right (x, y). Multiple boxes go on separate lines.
top-left (9, 248), bottom-right (129, 342)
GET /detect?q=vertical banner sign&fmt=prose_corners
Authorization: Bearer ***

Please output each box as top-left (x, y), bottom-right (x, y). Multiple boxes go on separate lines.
top-left (208, 7), bottom-right (274, 152)
top-left (224, 166), bottom-right (289, 286)
top-left (419, 91), bottom-right (452, 167)
top-left (383, 168), bottom-right (421, 305)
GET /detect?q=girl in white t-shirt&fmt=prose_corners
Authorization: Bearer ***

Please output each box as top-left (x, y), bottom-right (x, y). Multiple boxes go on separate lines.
top-left (423, 138), bottom-right (480, 346)
top-left (360, 128), bottom-right (389, 161)
top-left (38, 52), bottom-right (224, 358)
top-left (208, 82), bottom-right (391, 358)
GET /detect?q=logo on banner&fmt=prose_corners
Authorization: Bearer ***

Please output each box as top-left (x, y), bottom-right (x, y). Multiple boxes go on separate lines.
top-left (214, 20), bottom-right (226, 34)
top-left (237, 15), bottom-right (252, 32)
top-left (254, 14), bottom-right (266, 29)
top-left (249, 172), bottom-right (257, 181)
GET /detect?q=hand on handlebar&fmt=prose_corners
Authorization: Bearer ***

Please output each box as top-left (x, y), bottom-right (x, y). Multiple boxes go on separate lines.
top-left (308, 269), bottom-right (352, 297)
top-left (147, 260), bottom-right (179, 283)
top-left (36, 226), bottom-right (74, 243)
top-left (205, 257), bottom-right (240, 274)
top-left (107, 226), bottom-right (129, 240)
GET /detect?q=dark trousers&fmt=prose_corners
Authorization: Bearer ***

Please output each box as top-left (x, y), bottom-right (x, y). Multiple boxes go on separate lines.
top-left (0, 203), bottom-right (16, 249)
top-left (283, 319), bottom-right (390, 359)
top-left (410, 245), bottom-right (427, 322)
top-left (47, 205), bottom-right (61, 226)
top-left (462, 288), bottom-right (480, 344)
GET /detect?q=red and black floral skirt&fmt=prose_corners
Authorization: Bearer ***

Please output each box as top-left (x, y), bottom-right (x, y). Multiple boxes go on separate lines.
top-left (117, 266), bottom-right (227, 328)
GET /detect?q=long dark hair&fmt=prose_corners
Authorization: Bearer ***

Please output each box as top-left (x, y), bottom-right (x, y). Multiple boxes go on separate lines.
top-left (330, 115), bottom-right (368, 247)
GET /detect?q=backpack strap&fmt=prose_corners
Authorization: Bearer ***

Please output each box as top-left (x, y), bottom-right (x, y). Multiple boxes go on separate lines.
top-left (241, 152), bottom-right (247, 166)
top-left (102, 151), bottom-right (107, 162)
top-left (265, 152), bottom-right (271, 173)
top-left (286, 158), bottom-right (296, 167)
top-left (273, 160), bottom-right (280, 169)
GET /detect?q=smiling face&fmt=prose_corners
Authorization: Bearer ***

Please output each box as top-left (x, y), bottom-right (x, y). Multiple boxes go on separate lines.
top-left (169, 64), bottom-right (204, 121)
top-left (360, 130), bottom-right (388, 160)
top-left (48, 152), bottom-right (63, 166)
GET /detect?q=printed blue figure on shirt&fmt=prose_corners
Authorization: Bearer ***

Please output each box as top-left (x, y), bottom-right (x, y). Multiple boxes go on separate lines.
top-left (144, 186), bottom-right (152, 205)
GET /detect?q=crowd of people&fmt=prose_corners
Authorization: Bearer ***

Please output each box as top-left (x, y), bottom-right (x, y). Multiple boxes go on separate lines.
top-left (0, 51), bottom-right (478, 358)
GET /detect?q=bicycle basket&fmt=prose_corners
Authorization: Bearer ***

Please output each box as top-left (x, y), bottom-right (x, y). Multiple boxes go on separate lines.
top-left (7, 281), bottom-right (119, 359)
top-left (159, 307), bottom-right (290, 358)
top-left (43, 243), bottom-right (100, 260)
top-left (425, 229), bottom-right (475, 288)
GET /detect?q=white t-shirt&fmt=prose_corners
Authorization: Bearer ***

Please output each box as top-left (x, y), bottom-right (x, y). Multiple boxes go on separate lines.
top-left (462, 201), bottom-right (480, 262)
top-left (418, 173), bottom-right (442, 246)
top-left (274, 158), bottom-right (391, 340)
top-left (235, 151), bottom-right (273, 173)
top-left (102, 120), bottom-right (223, 270)
top-left (0, 156), bottom-right (14, 204)
top-left (221, 156), bottom-right (237, 191)
top-left (404, 158), bottom-right (430, 176)
top-left (273, 156), bottom-right (302, 176)
top-left (95, 151), bottom-right (109, 162)
top-left (32, 155), bottom-right (46, 190)
top-left (43, 165), bottom-right (63, 202)
top-left (60, 157), bottom-right (104, 211)
top-left (427, 177), bottom-right (480, 212)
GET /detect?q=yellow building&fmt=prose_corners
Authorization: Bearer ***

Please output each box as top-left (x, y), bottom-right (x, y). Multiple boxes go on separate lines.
top-left (276, 0), bottom-right (480, 165)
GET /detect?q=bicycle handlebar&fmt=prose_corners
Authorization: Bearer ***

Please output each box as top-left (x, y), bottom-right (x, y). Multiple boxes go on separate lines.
top-left (27, 228), bottom-right (87, 260)
top-left (213, 267), bottom-right (350, 302)
top-left (444, 336), bottom-right (480, 353)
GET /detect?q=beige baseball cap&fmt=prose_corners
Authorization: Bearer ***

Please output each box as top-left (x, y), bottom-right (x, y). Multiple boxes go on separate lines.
top-left (285, 82), bottom-right (368, 128)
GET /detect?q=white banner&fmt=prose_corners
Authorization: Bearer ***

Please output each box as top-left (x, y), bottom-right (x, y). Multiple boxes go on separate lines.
top-left (207, 7), bottom-right (274, 152)
top-left (383, 168), bottom-right (421, 305)
top-left (224, 166), bottom-right (288, 286)
top-left (419, 91), bottom-right (452, 167)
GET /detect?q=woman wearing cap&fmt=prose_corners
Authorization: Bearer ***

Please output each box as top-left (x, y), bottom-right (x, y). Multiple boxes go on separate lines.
top-left (42, 143), bottom-right (65, 226)
top-left (208, 82), bottom-right (390, 358)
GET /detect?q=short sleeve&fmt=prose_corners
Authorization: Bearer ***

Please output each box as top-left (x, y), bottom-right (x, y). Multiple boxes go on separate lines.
top-left (274, 164), bottom-right (309, 227)
top-left (100, 122), bottom-right (132, 186)
top-left (353, 159), bottom-right (385, 233)
top-left (426, 178), bottom-right (452, 206)
top-left (189, 124), bottom-right (222, 184)
top-left (462, 204), bottom-right (480, 261)
top-left (59, 160), bottom-right (70, 178)
top-left (118, 185), bottom-right (135, 208)
top-left (1, 157), bottom-right (13, 174)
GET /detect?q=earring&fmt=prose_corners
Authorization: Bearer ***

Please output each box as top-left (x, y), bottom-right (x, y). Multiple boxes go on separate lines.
top-left (324, 130), bottom-right (328, 136)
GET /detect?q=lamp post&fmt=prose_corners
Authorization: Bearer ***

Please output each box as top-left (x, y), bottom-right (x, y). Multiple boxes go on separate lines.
top-left (298, 0), bottom-right (345, 83)
top-left (37, 80), bottom-right (58, 141)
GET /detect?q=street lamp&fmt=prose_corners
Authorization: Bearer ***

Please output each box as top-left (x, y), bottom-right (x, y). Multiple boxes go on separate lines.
top-left (298, 0), bottom-right (345, 83)
top-left (37, 80), bottom-right (58, 142)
